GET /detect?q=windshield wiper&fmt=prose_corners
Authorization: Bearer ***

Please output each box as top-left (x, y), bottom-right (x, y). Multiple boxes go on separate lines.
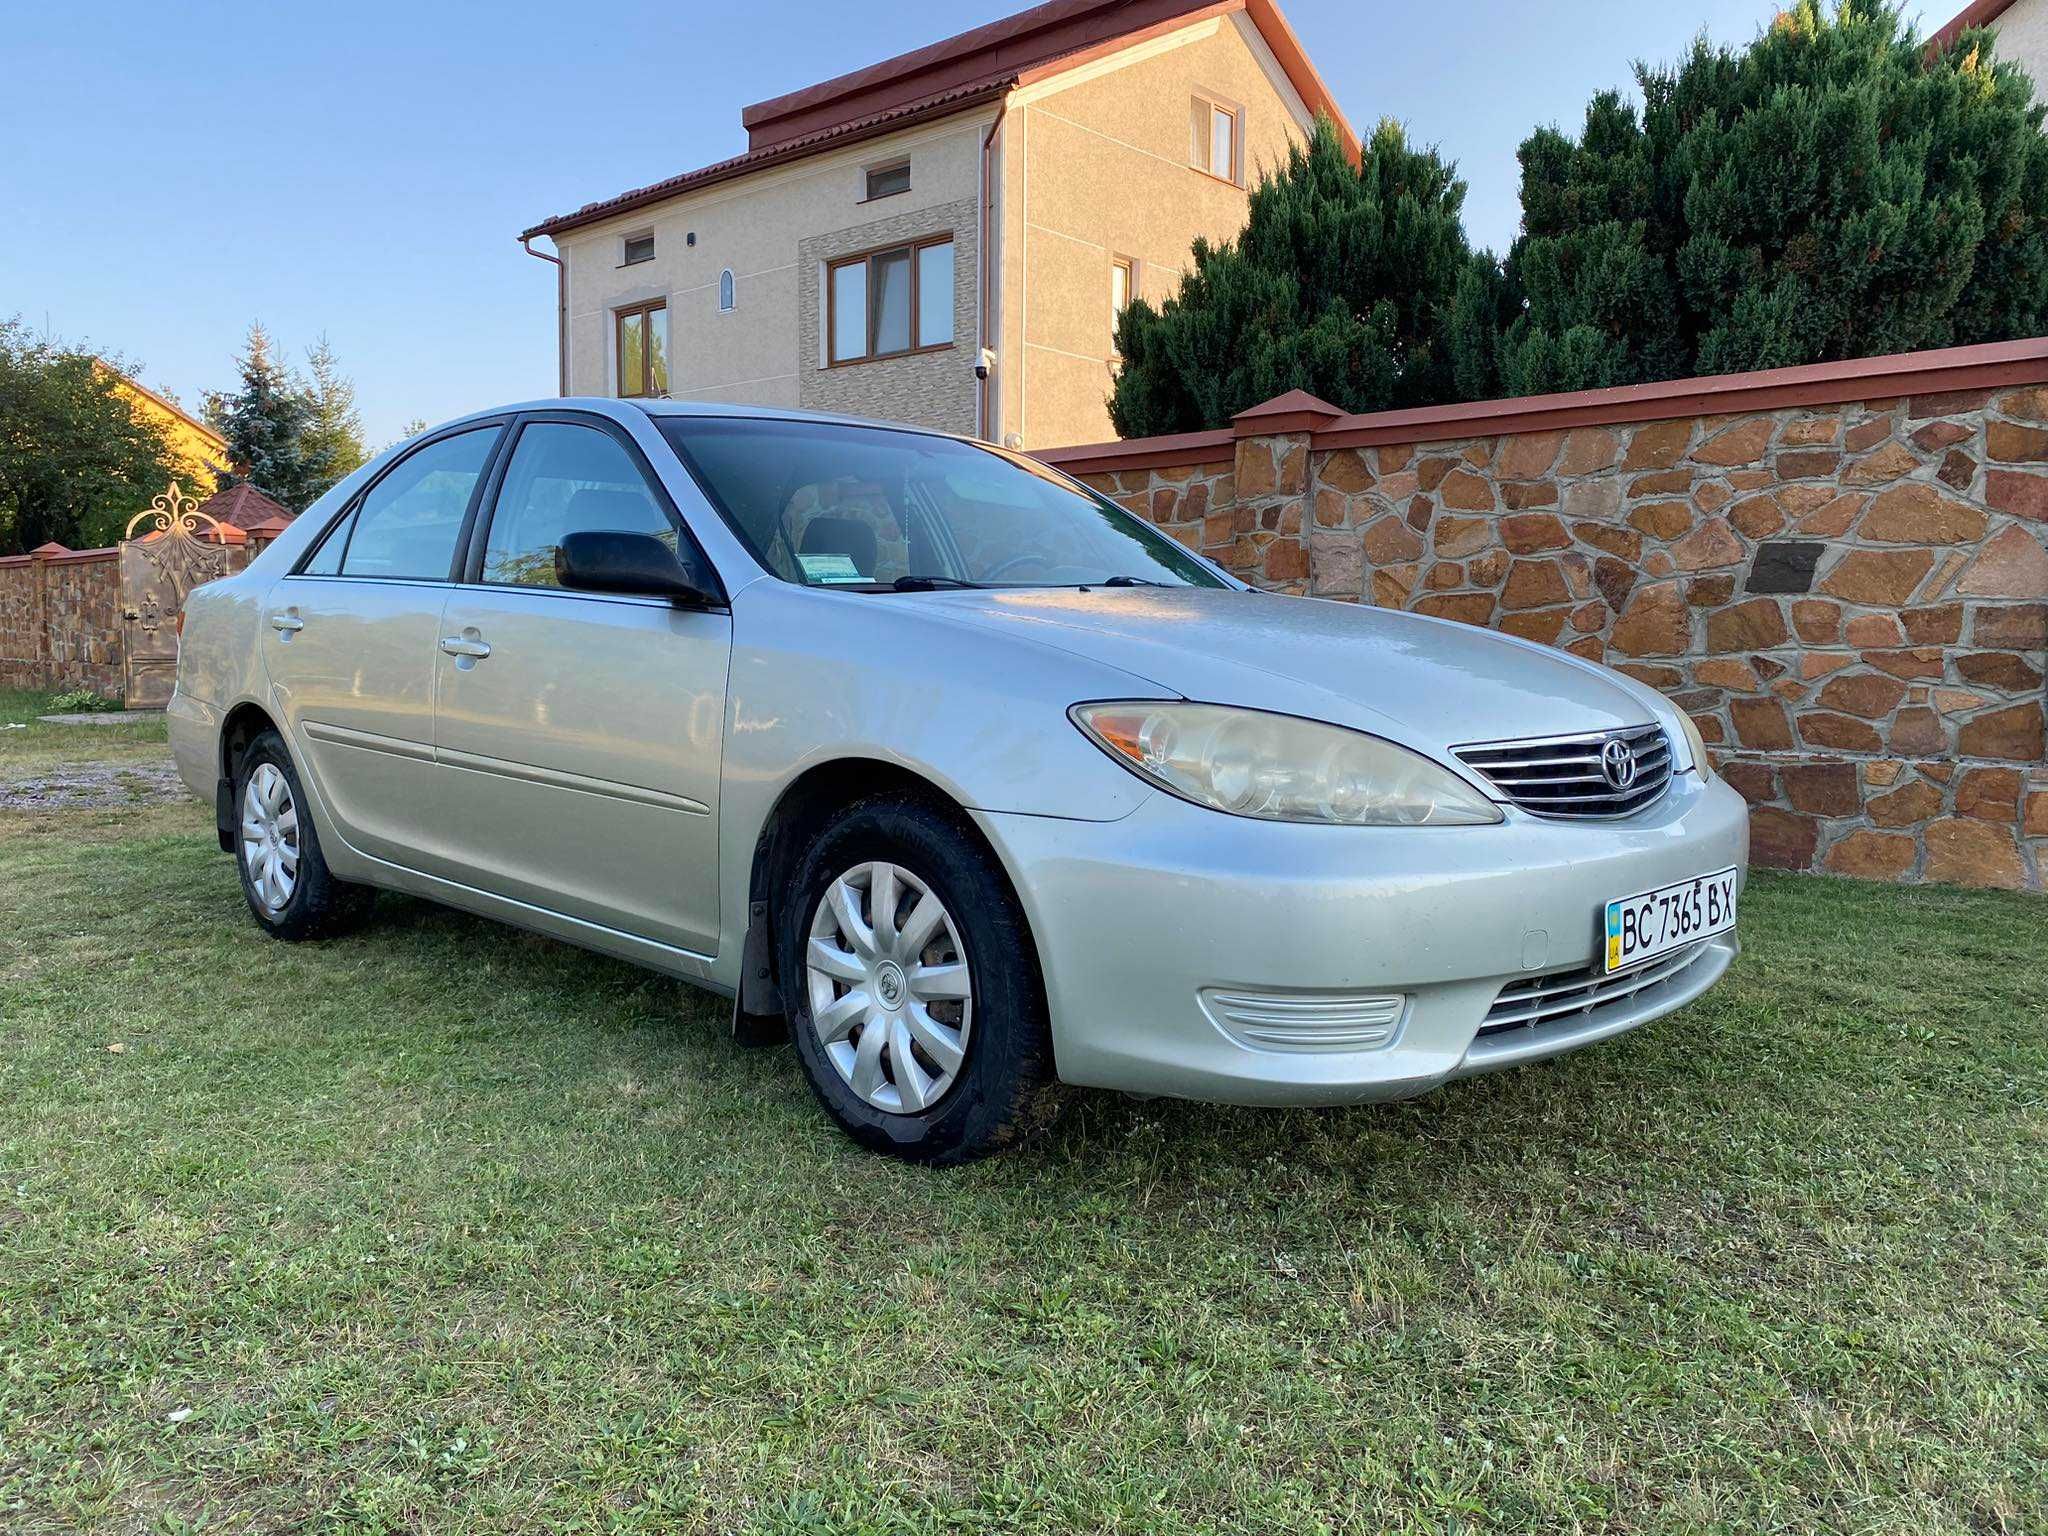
top-left (887, 575), bottom-right (989, 592)
top-left (1097, 575), bottom-right (1168, 587)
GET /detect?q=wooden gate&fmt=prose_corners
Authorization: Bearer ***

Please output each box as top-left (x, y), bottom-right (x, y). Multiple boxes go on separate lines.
top-left (119, 483), bottom-right (233, 708)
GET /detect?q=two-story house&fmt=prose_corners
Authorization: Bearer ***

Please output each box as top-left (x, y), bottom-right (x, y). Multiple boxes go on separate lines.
top-left (519, 0), bottom-right (1353, 449)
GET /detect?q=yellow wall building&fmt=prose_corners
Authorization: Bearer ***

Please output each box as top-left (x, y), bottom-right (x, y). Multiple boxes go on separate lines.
top-left (101, 363), bottom-right (227, 494)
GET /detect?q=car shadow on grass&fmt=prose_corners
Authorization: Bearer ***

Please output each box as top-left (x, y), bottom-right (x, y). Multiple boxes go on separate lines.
top-left (346, 884), bottom-right (1733, 1211)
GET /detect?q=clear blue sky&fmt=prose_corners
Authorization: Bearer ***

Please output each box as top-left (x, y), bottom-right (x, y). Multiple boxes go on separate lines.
top-left (5, 0), bottom-right (1954, 444)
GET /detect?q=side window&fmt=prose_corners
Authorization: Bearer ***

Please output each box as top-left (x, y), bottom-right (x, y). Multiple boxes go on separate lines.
top-left (481, 422), bottom-right (673, 588)
top-left (339, 427), bottom-right (499, 581)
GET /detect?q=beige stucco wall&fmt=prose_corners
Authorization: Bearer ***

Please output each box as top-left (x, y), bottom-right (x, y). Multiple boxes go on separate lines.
top-left (557, 108), bottom-right (993, 427)
top-left (993, 10), bottom-right (1314, 448)
top-left (1988, 0), bottom-right (2048, 91)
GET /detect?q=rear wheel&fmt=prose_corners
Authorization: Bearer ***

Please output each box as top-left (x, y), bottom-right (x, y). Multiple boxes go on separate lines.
top-left (780, 795), bottom-right (1055, 1163)
top-left (232, 729), bottom-right (373, 941)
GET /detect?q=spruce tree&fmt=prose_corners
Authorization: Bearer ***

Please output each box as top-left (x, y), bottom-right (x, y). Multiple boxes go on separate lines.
top-left (1110, 116), bottom-right (1477, 436)
top-left (205, 323), bottom-right (322, 512)
top-left (301, 335), bottom-right (367, 497)
top-left (1487, 0), bottom-right (2048, 396)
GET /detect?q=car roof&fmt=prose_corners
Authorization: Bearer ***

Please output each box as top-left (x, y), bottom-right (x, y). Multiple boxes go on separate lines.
top-left (428, 396), bottom-right (971, 445)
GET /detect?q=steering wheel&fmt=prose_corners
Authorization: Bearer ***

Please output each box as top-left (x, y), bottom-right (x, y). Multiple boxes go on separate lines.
top-left (981, 552), bottom-right (1057, 582)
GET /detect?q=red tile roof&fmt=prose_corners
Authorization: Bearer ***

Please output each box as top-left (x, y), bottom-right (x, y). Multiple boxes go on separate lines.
top-left (520, 78), bottom-right (1015, 242)
top-left (521, 0), bottom-right (1352, 241)
top-left (197, 482), bottom-right (294, 531)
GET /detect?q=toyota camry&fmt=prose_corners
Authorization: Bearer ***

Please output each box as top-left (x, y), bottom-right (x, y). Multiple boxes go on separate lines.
top-left (168, 399), bottom-right (1748, 1162)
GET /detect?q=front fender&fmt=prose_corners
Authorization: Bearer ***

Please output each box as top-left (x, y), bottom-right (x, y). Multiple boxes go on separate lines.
top-left (711, 581), bottom-right (1169, 989)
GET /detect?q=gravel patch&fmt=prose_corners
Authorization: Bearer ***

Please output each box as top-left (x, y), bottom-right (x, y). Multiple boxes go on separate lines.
top-left (0, 761), bottom-right (188, 812)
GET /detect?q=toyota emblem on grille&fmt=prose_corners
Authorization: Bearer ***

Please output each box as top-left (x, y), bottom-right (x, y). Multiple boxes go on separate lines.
top-left (1600, 737), bottom-right (1639, 791)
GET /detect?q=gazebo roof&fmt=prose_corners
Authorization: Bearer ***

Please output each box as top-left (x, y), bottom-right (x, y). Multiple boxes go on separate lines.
top-left (196, 482), bottom-right (294, 531)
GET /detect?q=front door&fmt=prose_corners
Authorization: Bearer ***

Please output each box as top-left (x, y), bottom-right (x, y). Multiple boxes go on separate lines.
top-left (263, 424), bottom-right (502, 867)
top-left (430, 417), bottom-right (730, 955)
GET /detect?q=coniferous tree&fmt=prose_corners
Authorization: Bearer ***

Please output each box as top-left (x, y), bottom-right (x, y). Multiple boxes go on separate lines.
top-left (1110, 116), bottom-right (1478, 436)
top-left (1487, 0), bottom-right (2048, 396)
top-left (205, 323), bottom-right (323, 512)
top-left (301, 335), bottom-right (368, 497)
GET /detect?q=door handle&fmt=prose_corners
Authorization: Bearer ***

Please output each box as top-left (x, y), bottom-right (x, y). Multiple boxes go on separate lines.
top-left (439, 635), bottom-right (492, 660)
top-left (269, 611), bottom-right (303, 635)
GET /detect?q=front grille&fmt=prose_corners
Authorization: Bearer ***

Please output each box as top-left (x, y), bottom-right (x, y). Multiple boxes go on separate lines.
top-left (1478, 942), bottom-right (1710, 1041)
top-left (1199, 987), bottom-right (1405, 1052)
top-left (1454, 723), bottom-right (1672, 819)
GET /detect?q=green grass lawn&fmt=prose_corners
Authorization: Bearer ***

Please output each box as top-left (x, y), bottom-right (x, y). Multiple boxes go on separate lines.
top-left (0, 687), bottom-right (168, 775)
top-left (2, 691), bottom-right (2043, 1533)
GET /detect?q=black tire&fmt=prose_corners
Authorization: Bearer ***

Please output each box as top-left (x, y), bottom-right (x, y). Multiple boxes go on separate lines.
top-left (779, 794), bottom-right (1057, 1164)
top-left (231, 728), bottom-right (374, 941)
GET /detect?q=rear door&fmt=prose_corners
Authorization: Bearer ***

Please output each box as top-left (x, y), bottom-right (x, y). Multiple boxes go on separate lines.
top-left (429, 413), bottom-right (731, 955)
top-left (263, 422), bottom-right (504, 866)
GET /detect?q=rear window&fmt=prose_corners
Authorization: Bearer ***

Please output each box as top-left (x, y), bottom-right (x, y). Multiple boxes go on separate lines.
top-left (299, 426), bottom-right (498, 581)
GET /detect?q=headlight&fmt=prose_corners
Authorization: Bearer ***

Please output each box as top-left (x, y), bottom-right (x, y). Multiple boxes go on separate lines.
top-left (1071, 702), bottom-right (1503, 826)
top-left (1677, 711), bottom-right (1716, 781)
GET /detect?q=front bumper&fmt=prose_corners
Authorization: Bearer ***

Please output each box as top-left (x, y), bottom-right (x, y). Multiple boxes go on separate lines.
top-left (974, 771), bottom-right (1749, 1106)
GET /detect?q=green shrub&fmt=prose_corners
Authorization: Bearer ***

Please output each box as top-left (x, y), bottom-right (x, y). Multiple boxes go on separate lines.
top-left (46, 688), bottom-right (120, 714)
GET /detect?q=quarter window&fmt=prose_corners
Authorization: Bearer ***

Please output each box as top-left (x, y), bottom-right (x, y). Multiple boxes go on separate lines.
top-left (1190, 95), bottom-right (1240, 183)
top-left (826, 237), bottom-right (953, 364)
top-left (615, 300), bottom-right (669, 398)
top-left (323, 427), bottom-right (499, 581)
top-left (481, 422), bottom-right (672, 589)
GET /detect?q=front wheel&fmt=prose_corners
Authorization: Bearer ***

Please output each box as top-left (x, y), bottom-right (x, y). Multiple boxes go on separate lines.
top-left (780, 795), bottom-right (1056, 1163)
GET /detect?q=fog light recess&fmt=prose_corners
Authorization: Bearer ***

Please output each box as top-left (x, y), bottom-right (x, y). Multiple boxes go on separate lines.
top-left (1198, 988), bottom-right (1407, 1053)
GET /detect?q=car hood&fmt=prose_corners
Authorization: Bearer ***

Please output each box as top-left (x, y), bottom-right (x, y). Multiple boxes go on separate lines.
top-left (911, 586), bottom-right (1678, 752)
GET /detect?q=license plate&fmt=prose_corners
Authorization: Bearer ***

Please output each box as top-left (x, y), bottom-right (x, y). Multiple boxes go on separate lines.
top-left (1604, 867), bottom-right (1738, 973)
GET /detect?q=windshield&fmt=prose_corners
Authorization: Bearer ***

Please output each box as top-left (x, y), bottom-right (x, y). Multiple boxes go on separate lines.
top-left (657, 416), bottom-right (1226, 591)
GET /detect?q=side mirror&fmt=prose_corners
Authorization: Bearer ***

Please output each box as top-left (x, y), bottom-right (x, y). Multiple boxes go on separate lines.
top-left (555, 530), bottom-right (724, 606)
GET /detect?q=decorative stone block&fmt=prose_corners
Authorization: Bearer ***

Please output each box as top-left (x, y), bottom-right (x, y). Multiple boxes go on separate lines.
top-left (1824, 829), bottom-right (1916, 879)
top-left (1746, 540), bottom-right (1826, 594)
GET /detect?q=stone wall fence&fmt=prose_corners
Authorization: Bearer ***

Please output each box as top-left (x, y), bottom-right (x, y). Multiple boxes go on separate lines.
top-left (0, 516), bottom-right (289, 697)
top-left (1035, 338), bottom-right (2048, 892)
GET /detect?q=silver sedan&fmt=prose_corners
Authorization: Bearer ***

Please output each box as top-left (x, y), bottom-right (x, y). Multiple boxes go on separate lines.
top-left (169, 400), bottom-right (1749, 1162)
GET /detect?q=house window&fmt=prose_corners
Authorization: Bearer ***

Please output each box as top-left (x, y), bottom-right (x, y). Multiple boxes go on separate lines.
top-left (622, 232), bottom-right (655, 266)
top-left (615, 300), bottom-right (668, 397)
top-left (1111, 257), bottom-right (1134, 325)
top-left (1190, 95), bottom-right (1240, 184)
top-left (864, 161), bottom-right (911, 200)
top-left (719, 269), bottom-right (736, 312)
top-left (826, 236), bottom-right (953, 364)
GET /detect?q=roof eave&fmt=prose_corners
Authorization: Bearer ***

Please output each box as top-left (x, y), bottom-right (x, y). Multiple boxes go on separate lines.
top-left (519, 82), bottom-right (1012, 243)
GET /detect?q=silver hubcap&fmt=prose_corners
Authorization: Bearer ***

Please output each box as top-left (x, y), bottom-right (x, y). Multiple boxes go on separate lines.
top-left (805, 861), bottom-right (973, 1114)
top-left (240, 763), bottom-right (300, 914)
